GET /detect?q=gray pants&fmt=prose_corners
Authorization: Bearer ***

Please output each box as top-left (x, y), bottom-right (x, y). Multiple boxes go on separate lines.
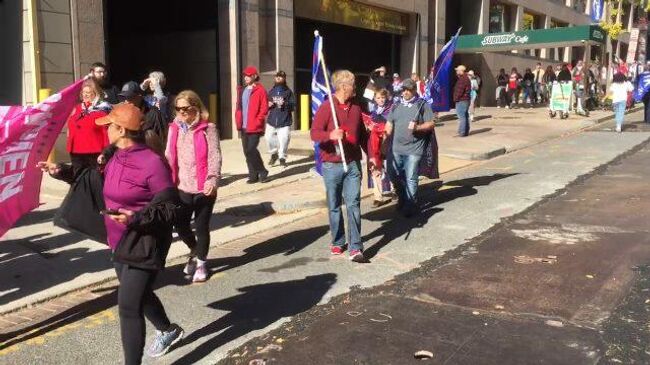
top-left (264, 124), bottom-right (291, 159)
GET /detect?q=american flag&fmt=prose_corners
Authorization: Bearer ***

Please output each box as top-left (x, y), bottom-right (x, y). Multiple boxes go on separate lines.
top-left (311, 31), bottom-right (332, 175)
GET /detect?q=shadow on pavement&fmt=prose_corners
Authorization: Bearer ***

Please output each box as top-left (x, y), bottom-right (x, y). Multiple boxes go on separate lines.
top-left (0, 233), bottom-right (112, 307)
top-left (205, 225), bottom-right (330, 275)
top-left (468, 127), bottom-right (492, 136)
top-left (362, 173), bottom-right (518, 259)
top-left (11, 208), bottom-right (58, 229)
top-left (170, 273), bottom-right (337, 365)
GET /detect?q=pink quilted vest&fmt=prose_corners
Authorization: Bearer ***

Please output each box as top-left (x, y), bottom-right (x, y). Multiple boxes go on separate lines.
top-left (168, 120), bottom-right (209, 191)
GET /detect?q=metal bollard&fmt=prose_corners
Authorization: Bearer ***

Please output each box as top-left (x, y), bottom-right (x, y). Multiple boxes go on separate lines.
top-left (209, 93), bottom-right (218, 124)
top-left (300, 94), bottom-right (309, 131)
top-left (39, 88), bottom-right (55, 163)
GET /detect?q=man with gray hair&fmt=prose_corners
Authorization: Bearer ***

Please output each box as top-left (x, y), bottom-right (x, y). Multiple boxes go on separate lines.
top-left (311, 70), bottom-right (365, 263)
top-left (141, 71), bottom-right (170, 121)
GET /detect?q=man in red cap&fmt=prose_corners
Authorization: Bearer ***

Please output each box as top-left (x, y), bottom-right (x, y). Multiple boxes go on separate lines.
top-left (236, 66), bottom-right (270, 183)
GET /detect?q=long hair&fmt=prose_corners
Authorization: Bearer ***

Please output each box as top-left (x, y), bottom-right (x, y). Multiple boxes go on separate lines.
top-left (173, 90), bottom-right (210, 122)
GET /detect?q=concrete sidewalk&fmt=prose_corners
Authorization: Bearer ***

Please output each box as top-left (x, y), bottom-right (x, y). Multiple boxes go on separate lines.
top-left (0, 105), bottom-right (632, 315)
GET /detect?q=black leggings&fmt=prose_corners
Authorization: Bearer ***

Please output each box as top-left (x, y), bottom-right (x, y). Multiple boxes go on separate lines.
top-left (115, 262), bottom-right (171, 365)
top-left (176, 191), bottom-right (216, 261)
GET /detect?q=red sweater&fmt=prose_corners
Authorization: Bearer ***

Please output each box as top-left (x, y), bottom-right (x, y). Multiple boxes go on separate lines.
top-left (453, 74), bottom-right (471, 102)
top-left (66, 103), bottom-right (109, 154)
top-left (310, 98), bottom-right (363, 164)
top-left (235, 83), bottom-right (269, 134)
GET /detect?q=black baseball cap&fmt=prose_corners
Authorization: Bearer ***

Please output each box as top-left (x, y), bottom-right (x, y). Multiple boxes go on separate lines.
top-left (118, 81), bottom-right (143, 99)
top-left (275, 70), bottom-right (287, 78)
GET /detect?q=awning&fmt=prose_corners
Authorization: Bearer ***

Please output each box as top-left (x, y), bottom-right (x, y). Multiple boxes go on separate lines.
top-left (456, 25), bottom-right (606, 53)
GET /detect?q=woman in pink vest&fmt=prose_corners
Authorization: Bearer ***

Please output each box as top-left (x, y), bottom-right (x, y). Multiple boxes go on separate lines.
top-left (165, 90), bottom-right (222, 282)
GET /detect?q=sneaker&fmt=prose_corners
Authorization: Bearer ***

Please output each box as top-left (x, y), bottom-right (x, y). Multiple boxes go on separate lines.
top-left (372, 199), bottom-right (390, 208)
top-left (192, 264), bottom-right (208, 283)
top-left (279, 158), bottom-right (287, 168)
top-left (496, 106), bottom-right (501, 109)
top-left (147, 324), bottom-right (184, 358)
top-left (349, 249), bottom-right (365, 263)
top-left (616, 125), bottom-right (622, 133)
top-left (268, 153), bottom-right (278, 166)
top-left (246, 176), bottom-right (259, 184)
top-left (330, 245), bottom-right (345, 255)
top-left (183, 257), bottom-right (196, 276)
top-left (259, 171), bottom-right (269, 183)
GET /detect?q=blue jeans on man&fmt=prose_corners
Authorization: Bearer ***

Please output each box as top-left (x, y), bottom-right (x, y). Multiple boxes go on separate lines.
top-left (321, 161), bottom-right (362, 251)
top-left (455, 100), bottom-right (470, 136)
top-left (388, 153), bottom-right (421, 215)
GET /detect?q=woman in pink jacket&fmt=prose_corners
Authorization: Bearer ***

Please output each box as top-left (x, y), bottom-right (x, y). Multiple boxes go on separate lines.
top-left (165, 90), bottom-right (222, 283)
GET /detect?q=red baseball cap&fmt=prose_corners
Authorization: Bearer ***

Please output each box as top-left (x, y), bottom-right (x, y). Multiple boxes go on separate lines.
top-left (242, 66), bottom-right (258, 76)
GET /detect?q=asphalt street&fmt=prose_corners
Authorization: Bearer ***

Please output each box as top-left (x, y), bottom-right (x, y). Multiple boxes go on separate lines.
top-left (2, 112), bottom-right (650, 364)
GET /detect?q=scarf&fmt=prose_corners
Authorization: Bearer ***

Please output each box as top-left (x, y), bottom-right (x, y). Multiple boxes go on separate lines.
top-left (400, 95), bottom-right (420, 108)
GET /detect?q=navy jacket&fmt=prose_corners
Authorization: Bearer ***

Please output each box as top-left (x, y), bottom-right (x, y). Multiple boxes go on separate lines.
top-left (267, 84), bottom-right (295, 128)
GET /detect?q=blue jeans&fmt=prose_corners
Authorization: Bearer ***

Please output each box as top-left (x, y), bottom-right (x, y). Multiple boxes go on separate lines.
top-left (388, 153), bottom-right (421, 211)
top-left (321, 161), bottom-right (362, 251)
top-left (455, 100), bottom-right (470, 136)
top-left (613, 101), bottom-right (626, 129)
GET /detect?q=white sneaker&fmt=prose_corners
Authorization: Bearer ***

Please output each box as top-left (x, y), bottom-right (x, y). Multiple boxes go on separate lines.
top-left (192, 264), bottom-right (208, 283)
top-left (496, 106), bottom-right (501, 109)
top-left (616, 125), bottom-right (622, 133)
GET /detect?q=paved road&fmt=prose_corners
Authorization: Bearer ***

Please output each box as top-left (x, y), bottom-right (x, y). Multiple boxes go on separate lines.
top-left (2, 113), bottom-right (650, 364)
top-left (223, 121), bottom-right (650, 364)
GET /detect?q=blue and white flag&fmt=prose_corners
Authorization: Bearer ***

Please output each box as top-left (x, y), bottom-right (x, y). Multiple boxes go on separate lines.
top-left (591, 0), bottom-right (604, 23)
top-left (311, 32), bottom-right (332, 175)
top-left (424, 28), bottom-right (461, 112)
top-left (634, 72), bottom-right (650, 102)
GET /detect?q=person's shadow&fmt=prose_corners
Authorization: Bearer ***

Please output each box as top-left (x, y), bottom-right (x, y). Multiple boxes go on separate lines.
top-left (362, 173), bottom-right (518, 259)
top-left (169, 273), bottom-right (337, 365)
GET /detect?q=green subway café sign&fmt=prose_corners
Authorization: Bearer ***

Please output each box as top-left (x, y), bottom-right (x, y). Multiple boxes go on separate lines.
top-left (456, 25), bottom-right (606, 53)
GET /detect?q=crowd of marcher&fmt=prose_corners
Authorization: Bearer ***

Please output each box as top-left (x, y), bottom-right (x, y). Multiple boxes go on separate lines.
top-left (31, 55), bottom-right (650, 364)
top-left (487, 58), bottom-right (650, 132)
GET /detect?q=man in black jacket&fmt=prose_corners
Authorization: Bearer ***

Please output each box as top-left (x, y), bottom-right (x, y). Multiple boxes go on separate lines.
top-left (89, 62), bottom-right (120, 104)
top-left (265, 71), bottom-right (295, 167)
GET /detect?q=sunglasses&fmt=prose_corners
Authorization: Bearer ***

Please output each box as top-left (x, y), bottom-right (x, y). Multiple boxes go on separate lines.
top-left (175, 106), bottom-right (194, 113)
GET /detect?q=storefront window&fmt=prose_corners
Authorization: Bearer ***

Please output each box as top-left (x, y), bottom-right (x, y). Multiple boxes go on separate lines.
top-left (489, 2), bottom-right (511, 33)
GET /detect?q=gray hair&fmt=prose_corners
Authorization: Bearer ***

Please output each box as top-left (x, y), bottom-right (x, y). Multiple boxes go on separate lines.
top-left (331, 70), bottom-right (355, 91)
top-left (149, 71), bottom-right (166, 87)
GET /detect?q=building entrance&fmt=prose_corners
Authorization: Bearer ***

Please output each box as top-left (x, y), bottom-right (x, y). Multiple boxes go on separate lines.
top-left (294, 18), bottom-right (400, 116)
top-left (104, 1), bottom-right (219, 110)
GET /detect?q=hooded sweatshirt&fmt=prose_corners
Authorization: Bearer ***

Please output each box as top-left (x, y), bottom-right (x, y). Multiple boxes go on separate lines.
top-left (267, 83), bottom-right (295, 128)
top-left (103, 144), bottom-right (173, 249)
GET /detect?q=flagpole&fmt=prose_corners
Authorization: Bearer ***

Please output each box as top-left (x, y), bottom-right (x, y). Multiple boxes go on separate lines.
top-left (316, 31), bottom-right (348, 172)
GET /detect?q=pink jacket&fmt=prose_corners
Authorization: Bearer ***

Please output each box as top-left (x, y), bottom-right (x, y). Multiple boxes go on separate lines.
top-left (166, 119), bottom-right (222, 194)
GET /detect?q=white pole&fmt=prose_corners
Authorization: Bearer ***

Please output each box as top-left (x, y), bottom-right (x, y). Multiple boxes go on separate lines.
top-left (275, 0), bottom-right (280, 72)
top-left (315, 31), bottom-right (348, 172)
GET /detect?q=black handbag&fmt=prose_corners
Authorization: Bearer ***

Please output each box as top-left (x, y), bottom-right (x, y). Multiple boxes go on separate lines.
top-left (53, 168), bottom-right (107, 244)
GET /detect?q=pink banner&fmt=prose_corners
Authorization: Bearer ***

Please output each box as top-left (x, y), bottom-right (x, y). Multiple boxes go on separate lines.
top-left (0, 80), bottom-right (83, 238)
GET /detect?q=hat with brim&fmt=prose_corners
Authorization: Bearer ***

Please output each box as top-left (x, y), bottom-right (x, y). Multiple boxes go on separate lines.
top-left (401, 78), bottom-right (417, 91)
top-left (118, 81), bottom-right (143, 99)
top-left (96, 103), bottom-right (143, 131)
top-left (243, 66), bottom-right (259, 76)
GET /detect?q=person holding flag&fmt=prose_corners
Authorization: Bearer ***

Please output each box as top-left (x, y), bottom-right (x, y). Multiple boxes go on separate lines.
top-left (311, 69), bottom-right (366, 263)
top-left (635, 64), bottom-right (650, 123)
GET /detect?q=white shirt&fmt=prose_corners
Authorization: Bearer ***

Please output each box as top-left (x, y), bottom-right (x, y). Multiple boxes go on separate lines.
top-left (610, 81), bottom-right (634, 103)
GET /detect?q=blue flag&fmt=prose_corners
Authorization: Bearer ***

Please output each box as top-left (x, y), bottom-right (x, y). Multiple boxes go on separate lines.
top-left (591, 0), bottom-right (604, 23)
top-left (634, 72), bottom-right (650, 102)
top-left (311, 32), bottom-right (332, 175)
top-left (424, 28), bottom-right (461, 112)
